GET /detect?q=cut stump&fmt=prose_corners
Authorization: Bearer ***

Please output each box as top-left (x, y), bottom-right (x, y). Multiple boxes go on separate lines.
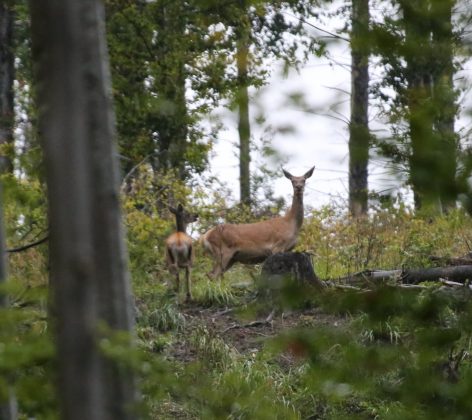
top-left (261, 252), bottom-right (325, 289)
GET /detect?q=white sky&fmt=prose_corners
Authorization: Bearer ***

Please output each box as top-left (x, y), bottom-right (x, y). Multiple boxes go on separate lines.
top-left (208, 16), bottom-right (472, 211)
top-left (209, 47), bottom-right (394, 209)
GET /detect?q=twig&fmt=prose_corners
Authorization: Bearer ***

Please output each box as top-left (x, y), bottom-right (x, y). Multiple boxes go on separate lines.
top-left (120, 152), bottom-right (156, 190)
top-left (221, 310), bottom-right (276, 333)
top-left (6, 235), bottom-right (49, 253)
top-left (214, 307), bottom-right (235, 317)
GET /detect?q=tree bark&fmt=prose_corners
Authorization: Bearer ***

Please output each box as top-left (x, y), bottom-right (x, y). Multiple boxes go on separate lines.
top-left (0, 2), bottom-right (17, 417)
top-left (30, 1), bottom-right (137, 419)
top-left (348, 0), bottom-right (370, 217)
top-left (0, 184), bottom-right (17, 420)
top-left (431, 0), bottom-right (457, 212)
top-left (153, 3), bottom-right (189, 180)
top-left (236, 11), bottom-right (251, 206)
top-left (261, 252), bottom-right (325, 289)
top-left (401, 0), bottom-right (442, 214)
top-left (0, 1), bottom-right (14, 174)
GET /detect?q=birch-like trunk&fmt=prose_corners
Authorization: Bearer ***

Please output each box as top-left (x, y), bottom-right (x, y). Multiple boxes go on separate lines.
top-left (348, 0), bottom-right (370, 217)
top-left (236, 13), bottom-right (251, 206)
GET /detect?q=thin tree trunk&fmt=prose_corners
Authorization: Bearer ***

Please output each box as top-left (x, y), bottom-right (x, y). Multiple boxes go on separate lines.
top-left (0, 2), bottom-right (17, 417)
top-left (348, 0), bottom-right (370, 217)
top-left (236, 13), bottom-right (251, 206)
top-left (0, 185), bottom-right (17, 420)
top-left (30, 1), bottom-right (137, 419)
top-left (0, 1), bottom-right (14, 174)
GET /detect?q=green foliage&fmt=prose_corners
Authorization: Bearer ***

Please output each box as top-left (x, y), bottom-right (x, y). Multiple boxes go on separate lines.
top-left (6, 194), bottom-right (472, 418)
top-left (3, 174), bottom-right (48, 249)
top-left (0, 282), bottom-right (56, 418)
top-left (369, 0), bottom-right (463, 211)
top-left (300, 201), bottom-right (472, 278)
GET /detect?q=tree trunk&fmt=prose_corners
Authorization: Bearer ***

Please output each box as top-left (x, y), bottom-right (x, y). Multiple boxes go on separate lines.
top-left (0, 2), bottom-right (17, 417)
top-left (402, 0), bottom-right (442, 214)
top-left (236, 14), bottom-right (251, 206)
top-left (431, 0), bottom-right (457, 212)
top-left (30, 1), bottom-right (138, 419)
top-left (0, 1), bottom-right (14, 174)
top-left (153, 4), bottom-right (190, 180)
top-left (0, 186), bottom-right (17, 420)
top-left (348, 0), bottom-right (370, 217)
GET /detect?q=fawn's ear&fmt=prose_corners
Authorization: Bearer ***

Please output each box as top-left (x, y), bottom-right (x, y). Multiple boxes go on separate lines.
top-left (303, 165), bottom-right (315, 179)
top-left (169, 206), bottom-right (177, 214)
top-left (282, 168), bottom-right (293, 180)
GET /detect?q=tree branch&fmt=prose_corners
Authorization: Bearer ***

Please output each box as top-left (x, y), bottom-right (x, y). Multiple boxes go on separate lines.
top-left (6, 235), bottom-right (49, 253)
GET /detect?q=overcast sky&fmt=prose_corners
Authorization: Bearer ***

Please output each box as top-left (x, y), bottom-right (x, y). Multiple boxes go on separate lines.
top-left (209, 43), bottom-right (394, 209)
top-left (208, 9), bottom-right (472, 211)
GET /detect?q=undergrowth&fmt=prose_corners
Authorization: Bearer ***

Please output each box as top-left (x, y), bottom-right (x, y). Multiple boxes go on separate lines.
top-left (5, 196), bottom-right (472, 418)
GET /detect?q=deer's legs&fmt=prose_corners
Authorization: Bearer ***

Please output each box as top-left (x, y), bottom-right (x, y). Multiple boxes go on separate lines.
top-left (184, 267), bottom-right (192, 301)
top-left (207, 250), bottom-right (234, 280)
top-left (174, 269), bottom-right (180, 293)
top-left (207, 264), bottom-right (222, 280)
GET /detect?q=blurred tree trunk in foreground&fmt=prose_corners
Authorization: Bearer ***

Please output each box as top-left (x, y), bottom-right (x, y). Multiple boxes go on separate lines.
top-left (0, 188), bottom-right (16, 420)
top-left (0, 1), bottom-right (17, 417)
top-left (0, 1), bottom-right (14, 174)
top-left (348, 0), bottom-right (370, 217)
top-left (30, 0), bottom-right (138, 419)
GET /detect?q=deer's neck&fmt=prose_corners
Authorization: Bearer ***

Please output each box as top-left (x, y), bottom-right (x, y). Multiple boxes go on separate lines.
top-left (286, 191), bottom-right (304, 229)
top-left (176, 219), bottom-right (187, 233)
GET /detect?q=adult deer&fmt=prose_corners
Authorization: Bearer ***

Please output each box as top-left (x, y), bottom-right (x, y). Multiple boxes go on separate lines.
top-left (165, 204), bottom-right (198, 301)
top-left (202, 166), bottom-right (315, 279)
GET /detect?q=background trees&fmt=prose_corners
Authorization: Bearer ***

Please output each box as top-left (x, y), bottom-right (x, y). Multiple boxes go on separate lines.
top-left (0, 0), bottom-right (472, 417)
top-left (348, 0), bottom-right (370, 216)
top-left (371, 0), bottom-right (462, 214)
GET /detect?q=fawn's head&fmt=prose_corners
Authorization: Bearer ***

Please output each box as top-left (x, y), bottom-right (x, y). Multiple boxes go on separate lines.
top-left (169, 204), bottom-right (198, 232)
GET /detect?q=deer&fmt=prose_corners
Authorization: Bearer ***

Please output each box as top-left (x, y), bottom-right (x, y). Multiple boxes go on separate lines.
top-left (165, 204), bottom-right (198, 301)
top-left (201, 166), bottom-right (315, 280)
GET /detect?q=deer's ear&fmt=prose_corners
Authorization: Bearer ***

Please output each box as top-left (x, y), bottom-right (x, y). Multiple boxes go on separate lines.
top-left (169, 206), bottom-right (177, 214)
top-left (303, 165), bottom-right (315, 179)
top-left (282, 168), bottom-right (293, 179)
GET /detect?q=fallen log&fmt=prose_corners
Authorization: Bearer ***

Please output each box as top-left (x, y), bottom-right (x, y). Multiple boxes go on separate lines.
top-left (336, 265), bottom-right (472, 286)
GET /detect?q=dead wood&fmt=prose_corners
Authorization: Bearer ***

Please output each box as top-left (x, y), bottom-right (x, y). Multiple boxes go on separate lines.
top-left (222, 310), bottom-right (275, 333)
top-left (429, 253), bottom-right (472, 266)
top-left (335, 265), bottom-right (472, 286)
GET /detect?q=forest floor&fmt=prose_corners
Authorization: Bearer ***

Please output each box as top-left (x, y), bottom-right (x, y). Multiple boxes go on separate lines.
top-left (167, 296), bottom-right (348, 365)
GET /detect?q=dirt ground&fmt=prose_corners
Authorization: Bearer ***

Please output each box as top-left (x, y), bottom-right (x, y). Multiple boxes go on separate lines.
top-left (169, 302), bottom-right (349, 364)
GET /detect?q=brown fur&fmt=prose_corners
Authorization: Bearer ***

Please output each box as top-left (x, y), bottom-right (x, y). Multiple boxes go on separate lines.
top-left (165, 205), bottom-right (198, 301)
top-left (202, 166), bottom-right (315, 279)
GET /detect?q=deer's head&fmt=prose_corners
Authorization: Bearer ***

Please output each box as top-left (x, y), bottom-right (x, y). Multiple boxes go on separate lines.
top-left (169, 204), bottom-right (198, 232)
top-left (283, 166), bottom-right (315, 195)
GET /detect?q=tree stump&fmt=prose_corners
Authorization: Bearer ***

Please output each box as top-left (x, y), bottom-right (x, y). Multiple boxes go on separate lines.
top-left (261, 252), bottom-right (325, 289)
